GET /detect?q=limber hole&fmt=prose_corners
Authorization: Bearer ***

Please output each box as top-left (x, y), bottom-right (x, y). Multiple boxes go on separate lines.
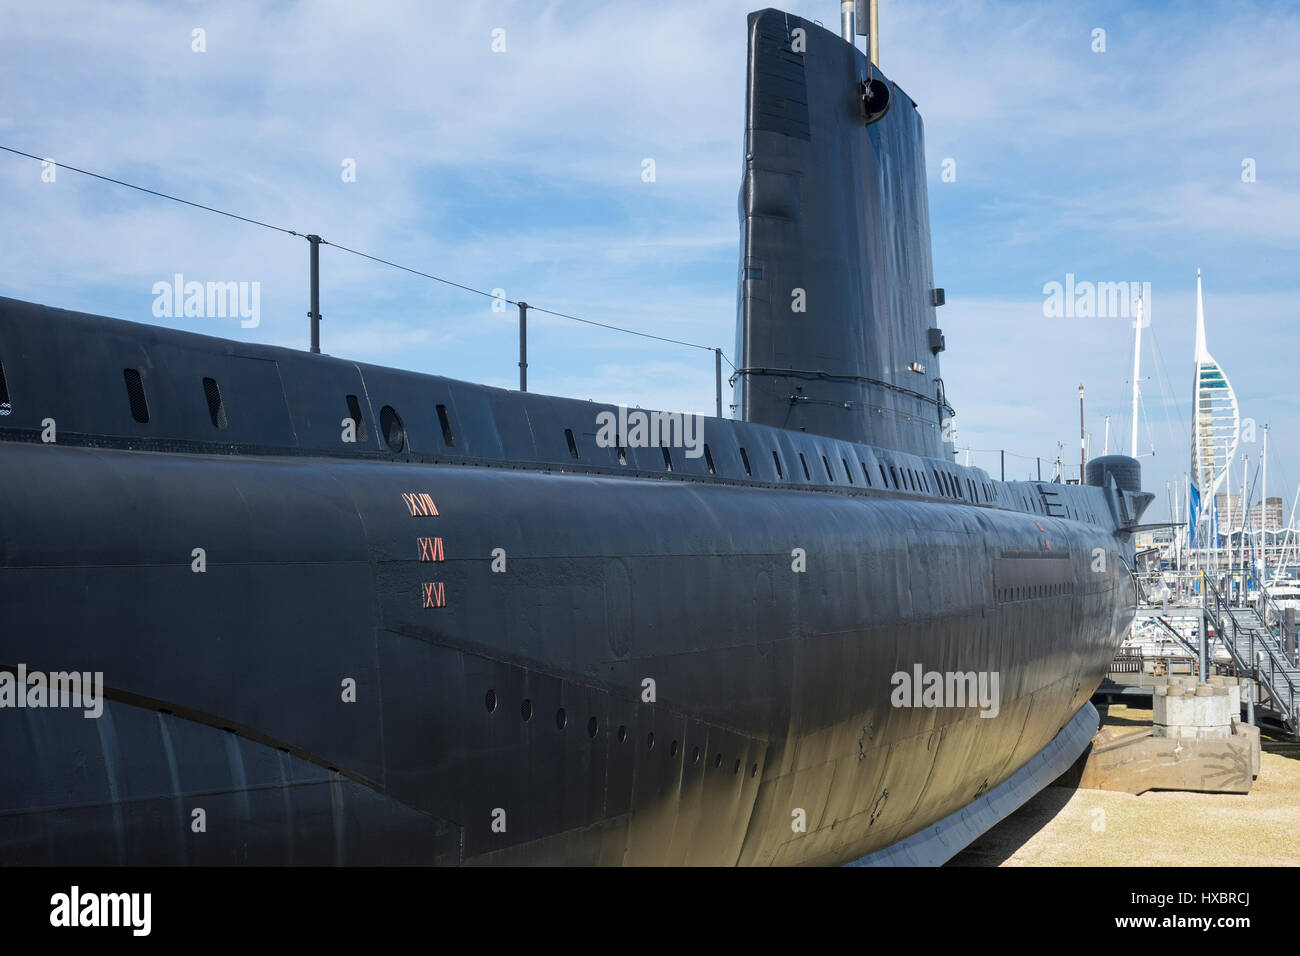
top-left (124, 368), bottom-right (149, 423)
top-left (436, 403), bottom-right (455, 446)
top-left (202, 377), bottom-right (228, 429)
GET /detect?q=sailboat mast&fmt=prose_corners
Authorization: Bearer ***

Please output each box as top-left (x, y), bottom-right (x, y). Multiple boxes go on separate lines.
top-left (1177, 481), bottom-right (1183, 570)
top-left (1227, 450), bottom-right (1234, 598)
top-left (1263, 424), bottom-right (1270, 584)
top-left (1274, 483), bottom-right (1300, 585)
top-left (1241, 454), bottom-right (1249, 581)
top-left (1130, 298), bottom-right (1143, 458)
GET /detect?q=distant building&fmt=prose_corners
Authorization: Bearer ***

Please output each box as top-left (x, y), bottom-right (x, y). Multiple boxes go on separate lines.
top-left (1214, 492), bottom-right (1240, 527)
top-left (1253, 497), bottom-right (1284, 532)
top-left (1213, 493), bottom-right (1283, 532)
top-left (1135, 528), bottom-right (1174, 549)
top-left (1189, 270), bottom-right (1239, 551)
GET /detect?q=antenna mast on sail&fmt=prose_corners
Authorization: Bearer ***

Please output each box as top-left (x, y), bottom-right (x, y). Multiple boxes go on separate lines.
top-left (844, 1), bottom-right (879, 64)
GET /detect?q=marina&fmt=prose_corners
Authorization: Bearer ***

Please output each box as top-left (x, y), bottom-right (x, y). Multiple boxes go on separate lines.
top-left (1005, 261), bottom-right (1300, 859)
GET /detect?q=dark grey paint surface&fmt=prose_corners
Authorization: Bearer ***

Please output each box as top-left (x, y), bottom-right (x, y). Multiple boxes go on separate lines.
top-left (0, 9), bottom-right (1147, 866)
top-left (0, 292), bottom-right (1143, 865)
top-left (736, 12), bottom-right (950, 458)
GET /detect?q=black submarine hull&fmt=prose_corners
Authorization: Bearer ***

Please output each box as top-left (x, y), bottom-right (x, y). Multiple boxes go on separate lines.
top-left (0, 8), bottom-right (1146, 865)
top-left (0, 297), bottom-right (1136, 865)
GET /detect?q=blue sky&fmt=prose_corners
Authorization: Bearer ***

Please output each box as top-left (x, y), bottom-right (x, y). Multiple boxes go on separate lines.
top-left (2, 0), bottom-right (1297, 526)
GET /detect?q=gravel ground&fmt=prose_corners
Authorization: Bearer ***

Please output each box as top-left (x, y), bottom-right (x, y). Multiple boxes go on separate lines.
top-left (949, 705), bottom-right (1300, 866)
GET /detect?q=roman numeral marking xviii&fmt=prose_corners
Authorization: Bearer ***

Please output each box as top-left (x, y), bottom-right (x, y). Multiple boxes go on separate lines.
top-left (402, 492), bottom-right (439, 517)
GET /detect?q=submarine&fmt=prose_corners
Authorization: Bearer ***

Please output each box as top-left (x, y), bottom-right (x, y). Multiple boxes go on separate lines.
top-left (0, 4), bottom-right (1152, 866)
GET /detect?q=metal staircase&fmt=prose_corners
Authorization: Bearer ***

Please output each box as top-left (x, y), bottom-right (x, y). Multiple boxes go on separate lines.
top-left (1144, 612), bottom-right (1200, 658)
top-left (1204, 578), bottom-right (1300, 735)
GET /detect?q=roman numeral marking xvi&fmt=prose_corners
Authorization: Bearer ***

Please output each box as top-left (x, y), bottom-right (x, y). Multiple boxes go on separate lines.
top-left (422, 581), bottom-right (446, 609)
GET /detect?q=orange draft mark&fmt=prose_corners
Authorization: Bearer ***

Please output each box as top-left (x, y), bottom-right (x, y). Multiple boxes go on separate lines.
top-left (402, 492), bottom-right (439, 517)
top-left (422, 581), bottom-right (446, 609)
top-left (418, 537), bottom-right (445, 562)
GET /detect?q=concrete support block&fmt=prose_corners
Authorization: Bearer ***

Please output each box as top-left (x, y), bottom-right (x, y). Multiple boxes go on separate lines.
top-left (1152, 679), bottom-right (1232, 740)
top-left (1077, 689), bottom-right (1261, 795)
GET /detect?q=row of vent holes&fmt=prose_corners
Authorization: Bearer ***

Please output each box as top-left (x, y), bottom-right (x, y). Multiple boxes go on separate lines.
top-left (115, 370), bottom-right (522, 466)
top-left (346, 396), bottom-right (454, 454)
top-left (561, 429), bottom-right (996, 508)
top-left (1000, 582), bottom-right (1072, 602)
top-left (484, 689), bottom-right (758, 778)
top-left (111, 370), bottom-right (1002, 511)
top-left (119, 368), bottom-right (227, 429)
top-left (118, 371), bottom-right (427, 453)
top-left (765, 448), bottom-right (958, 497)
top-left (932, 466), bottom-right (995, 502)
top-left (121, 372), bottom-right (420, 450)
top-left (781, 447), bottom-right (957, 500)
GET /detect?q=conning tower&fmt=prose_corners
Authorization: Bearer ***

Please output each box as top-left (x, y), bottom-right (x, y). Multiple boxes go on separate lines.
top-left (733, 8), bottom-right (953, 458)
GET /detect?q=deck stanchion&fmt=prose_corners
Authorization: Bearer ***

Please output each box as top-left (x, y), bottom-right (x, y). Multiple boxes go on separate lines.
top-left (518, 302), bottom-right (529, 392)
top-left (307, 234), bottom-right (322, 353)
top-left (716, 348), bottom-right (723, 419)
